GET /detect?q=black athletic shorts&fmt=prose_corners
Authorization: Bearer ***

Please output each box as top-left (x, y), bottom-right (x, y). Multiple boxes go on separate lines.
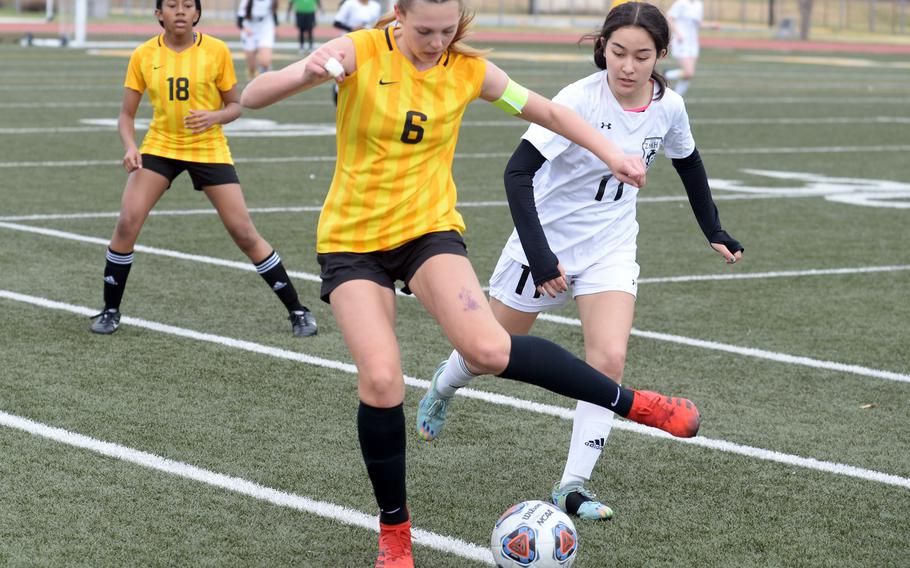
top-left (316, 230), bottom-right (468, 303)
top-left (141, 154), bottom-right (240, 191)
top-left (296, 11), bottom-right (316, 31)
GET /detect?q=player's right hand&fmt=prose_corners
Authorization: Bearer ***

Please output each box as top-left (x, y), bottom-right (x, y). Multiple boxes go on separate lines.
top-left (536, 263), bottom-right (568, 298)
top-left (305, 47), bottom-right (346, 83)
top-left (123, 148), bottom-right (142, 172)
top-left (611, 154), bottom-right (647, 189)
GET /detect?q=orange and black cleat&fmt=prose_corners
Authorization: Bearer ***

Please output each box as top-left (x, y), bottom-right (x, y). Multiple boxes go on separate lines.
top-left (626, 390), bottom-right (700, 438)
top-left (376, 519), bottom-right (414, 568)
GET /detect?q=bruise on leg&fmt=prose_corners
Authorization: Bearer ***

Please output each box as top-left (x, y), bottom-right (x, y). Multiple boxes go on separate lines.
top-left (458, 287), bottom-right (481, 311)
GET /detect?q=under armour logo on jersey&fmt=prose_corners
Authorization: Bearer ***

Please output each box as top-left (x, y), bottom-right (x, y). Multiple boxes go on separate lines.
top-left (104, 275), bottom-right (118, 286)
top-left (584, 438), bottom-right (606, 450)
top-left (600, 122), bottom-right (612, 129)
top-left (272, 281), bottom-right (287, 291)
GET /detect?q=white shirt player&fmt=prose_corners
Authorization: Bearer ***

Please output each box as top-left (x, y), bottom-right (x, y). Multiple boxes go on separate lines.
top-left (501, 71), bottom-right (695, 275)
top-left (335, 0), bottom-right (382, 30)
top-left (238, 0), bottom-right (275, 20)
top-left (667, 0), bottom-right (704, 58)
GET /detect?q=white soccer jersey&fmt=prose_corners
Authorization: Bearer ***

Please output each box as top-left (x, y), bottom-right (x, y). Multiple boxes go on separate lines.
top-left (667, 0), bottom-right (704, 57)
top-left (334, 0), bottom-right (382, 30)
top-left (238, 0), bottom-right (274, 20)
top-left (502, 71), bottom-right (695, 274)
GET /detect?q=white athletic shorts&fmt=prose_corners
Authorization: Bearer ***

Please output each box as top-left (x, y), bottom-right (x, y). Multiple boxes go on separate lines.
top-left (241, 18), bottom-right (275, 51)
top-left (488, 245), bottom-right (640, 313)
top-left (671, 36), bottom-right (699, 58)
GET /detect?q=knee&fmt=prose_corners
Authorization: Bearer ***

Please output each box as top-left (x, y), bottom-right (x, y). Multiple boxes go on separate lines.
top-left (586, 348), bottom-right (627, 382)
top-left (359, 365), bottom-right (404, 405)
top-left (227, 223), bottom-right (261, 252)
top-left (459, 334), bottom-right (511, 375)
top-left (113, 214), bottom-right (143, 241)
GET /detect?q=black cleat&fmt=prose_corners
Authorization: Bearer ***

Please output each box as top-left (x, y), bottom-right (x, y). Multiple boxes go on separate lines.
top-left (289, 308), bottom-right (317, 337)
top-left (89, 309), bottom-right (121, 334)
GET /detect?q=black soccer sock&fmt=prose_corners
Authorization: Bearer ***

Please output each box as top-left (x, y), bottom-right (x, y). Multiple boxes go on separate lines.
top-left (358, 402), bottom-right (409, 525)
top-left (497, 335), bottom-right (635, 417)
top-left (102, 247), bottom-right (133, 311)
top-left (254, 250), bottom-right (305, 313)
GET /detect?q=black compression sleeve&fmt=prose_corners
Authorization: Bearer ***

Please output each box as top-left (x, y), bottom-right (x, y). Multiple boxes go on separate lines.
top-left (503, 139), bottom-right (560, 286)
top-left (672, 148), bottom-right (744, 253)
top-left (333, 21), bottom-right (353, 31)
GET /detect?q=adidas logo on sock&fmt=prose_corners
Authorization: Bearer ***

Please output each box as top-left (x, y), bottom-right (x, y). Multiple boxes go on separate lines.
top-left (104, 276), bottom-right (118, 285)
top-left (584, 438), bottom-right (606, 450)
top-left (272, 281), bottom-right (287, 291)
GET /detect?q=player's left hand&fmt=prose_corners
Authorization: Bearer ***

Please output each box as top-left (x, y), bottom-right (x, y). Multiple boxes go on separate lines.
top-left (536, 263), bottom-right (568, 298)
top-left (184, 109), bottom-right (219, 133)
top-left (710, 230), bottom-right (744, 264)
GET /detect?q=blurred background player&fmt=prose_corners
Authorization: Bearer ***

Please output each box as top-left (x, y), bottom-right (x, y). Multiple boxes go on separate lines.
top-left (665, 0), bottom-right (703, 96)
top-left (417, 1), bottom-right (741, 521)
top-left (237, 0), bottom-right (278, 79)
top-left (241, 0), bottom-right (702, 564)
top-left (287, 0), bottom-right (320, 54)
top-left (329, 0), bottom-right (381, 104)
top-left (90, 0), bottom-right (317, 338)
top-left (333, 0), bottom-right (382, 32)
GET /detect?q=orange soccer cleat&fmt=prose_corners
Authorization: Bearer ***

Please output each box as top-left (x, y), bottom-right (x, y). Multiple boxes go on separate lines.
top-left (626, 390), bottom-right (700, 438)
top-left (375, 519), bottom-right (414, 568)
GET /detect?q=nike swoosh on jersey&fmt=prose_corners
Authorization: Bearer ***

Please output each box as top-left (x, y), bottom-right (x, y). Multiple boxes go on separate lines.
top-left (378, 79), bottom-right (398, 85)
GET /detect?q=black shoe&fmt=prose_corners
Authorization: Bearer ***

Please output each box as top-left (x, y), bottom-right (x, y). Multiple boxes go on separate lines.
top-left (289, 308), bottom-right (317, 337)
top-left (89, 309), bottom-right (121, 334)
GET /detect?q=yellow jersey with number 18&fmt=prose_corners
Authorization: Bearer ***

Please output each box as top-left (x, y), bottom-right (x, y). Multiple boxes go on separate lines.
top-left (124, 33), bottom-right (236, 164)
top-left (316, 27), bottom-right (487, 253)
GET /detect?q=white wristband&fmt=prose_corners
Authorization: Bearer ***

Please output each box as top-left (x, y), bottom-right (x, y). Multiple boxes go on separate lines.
top-left (323, 57), bottom-right (344, 79)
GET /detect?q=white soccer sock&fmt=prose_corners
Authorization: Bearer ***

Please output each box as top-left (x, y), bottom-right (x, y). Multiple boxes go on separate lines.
top-left (434, 350), bottom-right (477, 399)
top-left (674, 79), bottom-right (691, 96)
top-left (665, 68), bottom-right (683, 80)
top-left (559, 400), bottom-right (615, 487)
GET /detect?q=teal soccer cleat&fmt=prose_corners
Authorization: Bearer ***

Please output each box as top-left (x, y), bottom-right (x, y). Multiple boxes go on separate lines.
top-left (551, 481), bottom-right (614, 521)
top-left (416, 361), bottom-right (453, 442)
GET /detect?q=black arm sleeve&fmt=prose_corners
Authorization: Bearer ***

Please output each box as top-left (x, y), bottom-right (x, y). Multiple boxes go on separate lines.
top-left (504, 139), bottom-right (561, 286)
top-left (333, 21), bottom-right (353, 31)
top-left (672, 148), bottom-right (744, 254)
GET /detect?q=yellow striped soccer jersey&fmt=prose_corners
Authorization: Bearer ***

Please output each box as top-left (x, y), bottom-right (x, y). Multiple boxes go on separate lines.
top-left (317, 27), bottom-right (487, 253)
top-left (124, 33), bottom-right (237, 164)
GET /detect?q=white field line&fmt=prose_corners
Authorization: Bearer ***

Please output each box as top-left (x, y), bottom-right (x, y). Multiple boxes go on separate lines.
top-left (639, 265), bottom-right (910, 284)
top-left (0, 202), bottom-right (511, 222)
top-left (1, 289), bottom-right (909, 493)
top-left (684, 96), bottom-right (910, 104)
top-left (6, 119), bottom-right (910, 136)
top-left (0, 408), bottom-right (492, 565)
top-left (0, 192), bottom-right (793, 223)
top-left (0, 221), bottom-right (320, 284)
top-left (5, 114), bottom-right (910, 127)
top-left (538, 313), bottom-right (910, 384)
top-left (2, 220), bottom-right (908, 384)
top-left (3, 144), bottom-right (910, 169)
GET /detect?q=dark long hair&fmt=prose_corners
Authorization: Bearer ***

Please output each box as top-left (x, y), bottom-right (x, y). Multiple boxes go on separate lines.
top-left (155, 0), bottom-right (202, 28)
top-left (581, 2), bottom-right (670, 101)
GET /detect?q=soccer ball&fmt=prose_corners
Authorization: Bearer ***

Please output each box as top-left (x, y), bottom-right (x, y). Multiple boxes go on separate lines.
top-left (491, 500), bottom-right (578, 567)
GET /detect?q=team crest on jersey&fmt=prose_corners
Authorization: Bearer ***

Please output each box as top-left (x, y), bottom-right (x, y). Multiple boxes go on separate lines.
top-left (641, 137), bottom-right (663, 168)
